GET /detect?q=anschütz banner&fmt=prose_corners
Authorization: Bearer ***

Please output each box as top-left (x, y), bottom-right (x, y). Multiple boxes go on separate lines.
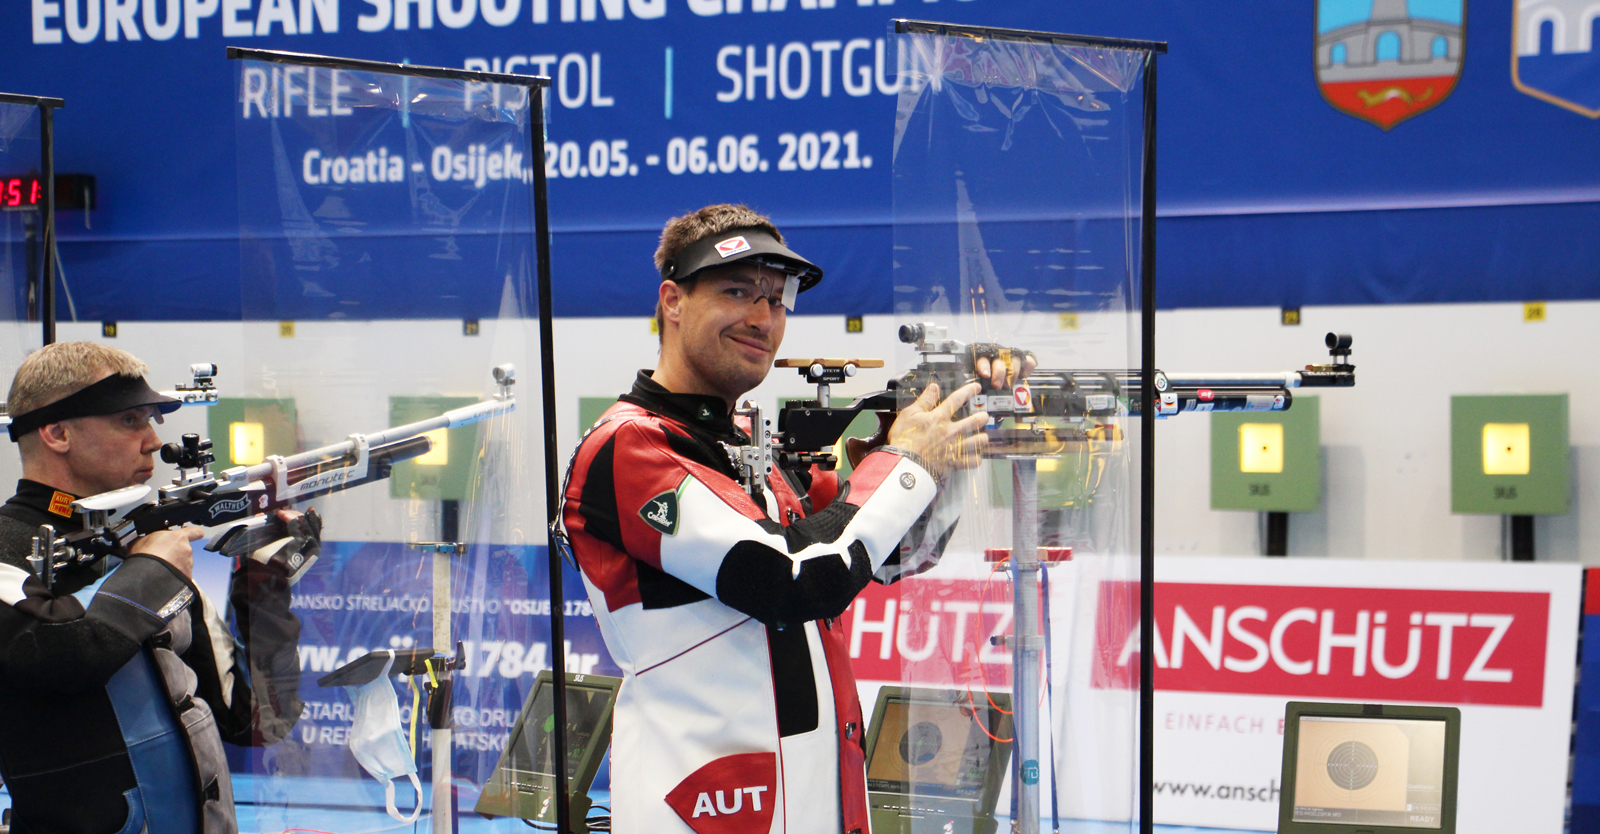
top-left (841, 555), bottom-right (1580, 832)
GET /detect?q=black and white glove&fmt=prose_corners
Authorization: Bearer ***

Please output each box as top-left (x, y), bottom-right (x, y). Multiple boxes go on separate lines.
top-left (253, 508), bottom-right (322, 584)
top-left (211, 508), bottom-right (323, 584)
top-left (966, 343), bottom-right (1037, 390)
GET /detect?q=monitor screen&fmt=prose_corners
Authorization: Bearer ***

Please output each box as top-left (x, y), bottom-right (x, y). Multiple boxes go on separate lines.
top-left (502, 677), bottom-right (615, 783)
top-left (866, 696), bottom-right (1007, 801)
top-left (1290, 714), bottom-right (1448, 829)
top-left (474, 672), bottom-right (620, 822)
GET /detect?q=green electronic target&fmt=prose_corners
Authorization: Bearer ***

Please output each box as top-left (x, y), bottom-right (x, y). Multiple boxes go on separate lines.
top-left (389, 396), bottom-right (480, 502)
top-left (579, 397), bottom-right (616, 443)
top-left (1450, 394), bottom-right (1569, 516)
top-left (1210, 396), bottom-right (1321, 513)
top-left (206, 398), bottom-right (299, 469)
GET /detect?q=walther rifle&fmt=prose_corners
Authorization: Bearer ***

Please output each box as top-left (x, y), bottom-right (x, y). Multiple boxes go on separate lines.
top-left (758, 327), bottom-right (1354, 478)
top-left (27, 364), bottom-right (517, 590)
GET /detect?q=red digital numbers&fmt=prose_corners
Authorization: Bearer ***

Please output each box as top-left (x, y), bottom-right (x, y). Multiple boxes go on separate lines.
top-left (1, 178), bottom-right (43, 209)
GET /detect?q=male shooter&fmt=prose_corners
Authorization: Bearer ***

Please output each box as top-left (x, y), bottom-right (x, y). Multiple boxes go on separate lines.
top-left (0, 342), bottom-right (311, 834)
top-left (560, 204), bottom-right (1025, 833)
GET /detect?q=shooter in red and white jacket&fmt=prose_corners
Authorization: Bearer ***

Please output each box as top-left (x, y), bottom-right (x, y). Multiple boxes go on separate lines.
top-left (559, 205), bottom-right (1003, 834)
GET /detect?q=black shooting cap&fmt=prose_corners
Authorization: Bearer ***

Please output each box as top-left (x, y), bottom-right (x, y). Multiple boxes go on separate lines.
top-left (660, 226), bottom-right (823, 293)
top-left (8, 373), bottom-right (182, 441)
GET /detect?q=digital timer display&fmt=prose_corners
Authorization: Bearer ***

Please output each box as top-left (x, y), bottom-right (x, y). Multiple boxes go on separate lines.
top-left (1, 178), bottom-right (42, 210)
top-left (0, 175), bottom-right (95, 211)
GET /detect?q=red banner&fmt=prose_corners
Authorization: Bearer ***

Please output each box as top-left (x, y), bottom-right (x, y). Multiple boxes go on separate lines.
top-left (1094, 581), bottom-right (1548, 707)
top-left (843, 578), bottom-right (1017, 687)
top-left (842, 576), bottom-right (1549, 708)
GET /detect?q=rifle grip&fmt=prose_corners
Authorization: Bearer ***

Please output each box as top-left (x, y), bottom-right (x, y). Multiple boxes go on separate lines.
top-left (844, 411), bottom-right (895, 469)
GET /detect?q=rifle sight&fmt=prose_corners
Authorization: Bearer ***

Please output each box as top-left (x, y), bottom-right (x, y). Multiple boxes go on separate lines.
top-left (159, 433), bottom-right (214, 470)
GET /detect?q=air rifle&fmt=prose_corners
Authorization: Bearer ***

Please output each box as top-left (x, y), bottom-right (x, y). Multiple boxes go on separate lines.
top-left (768, 327), bottom-right (1354, 472)
top-left (27, 364), bottom-right (518, 590)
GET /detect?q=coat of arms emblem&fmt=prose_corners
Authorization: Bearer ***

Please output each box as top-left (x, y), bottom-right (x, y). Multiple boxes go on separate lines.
top-left (1513, 0), bottom-right (1600, 117)
top-left (1316, 0), bottom-right (1466, 129)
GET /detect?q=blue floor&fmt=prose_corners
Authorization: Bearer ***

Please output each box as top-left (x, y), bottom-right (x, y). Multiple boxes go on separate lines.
top-left (3, 781), bottom-right (1267, 834)
top-left (229, 780), bottom-right (1270, 834)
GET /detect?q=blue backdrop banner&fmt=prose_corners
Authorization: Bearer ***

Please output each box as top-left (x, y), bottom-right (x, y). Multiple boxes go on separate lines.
top-left (223, 542), bottom-right (618, 809)
top-left (5, 0), bottom-right (1599, 317)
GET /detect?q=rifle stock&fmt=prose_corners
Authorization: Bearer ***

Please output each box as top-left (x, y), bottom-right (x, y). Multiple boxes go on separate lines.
top-left (844, 412), bottom-right (894, 469)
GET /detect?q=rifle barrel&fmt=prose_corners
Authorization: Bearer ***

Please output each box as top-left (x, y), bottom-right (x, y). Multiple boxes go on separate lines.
top-left (365, 398), bottom-right (515, 447)
top-left (229, 397), bottom-right (515, 483)
top-left (1163, 372), bottom-right (1301, 388)
top-left (285, 435), bottom-right (434, 485)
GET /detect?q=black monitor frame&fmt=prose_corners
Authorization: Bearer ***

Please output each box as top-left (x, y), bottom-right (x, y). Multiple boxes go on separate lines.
top-left (863, 686), bottom-right (1014, 813)
top-left (1279, 701), bottom-right (1461, 834)
top-left (473, 670), bottom-right (620, 831)
top-left (317, 648), bottom-right (439, 688)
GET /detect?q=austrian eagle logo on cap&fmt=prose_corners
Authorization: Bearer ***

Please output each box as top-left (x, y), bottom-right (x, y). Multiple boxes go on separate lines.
top-left (714, 236), bottom-right (752, 259)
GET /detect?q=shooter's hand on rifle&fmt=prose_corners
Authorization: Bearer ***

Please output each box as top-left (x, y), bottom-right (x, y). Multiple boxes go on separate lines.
top-left (971, 345), bottom-right (1038, 391)
top-left (885, 381), bottom-right (989, 479)
top-left (838, 341), bottom-right (1033, 468)
top-left (131, 525), bottom-right (204, 579)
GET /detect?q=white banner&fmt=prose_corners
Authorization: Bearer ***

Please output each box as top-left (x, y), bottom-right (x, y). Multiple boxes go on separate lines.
top-left (846, 556), bottom-right (1581, 832)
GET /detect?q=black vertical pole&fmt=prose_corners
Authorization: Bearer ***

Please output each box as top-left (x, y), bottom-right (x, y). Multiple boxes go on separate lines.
top-left (1265, 511), bottom-right (1289, 557)
top-left (441, 499), bottom-right (460, 542)
top-left (24, 214), bottom-right (37, 326)
top-left (529, 82), bottom-right (572, 834)
top-left (39, 103), bottom-right (57, 345)
top-left (1137, 52), bottom-right (1159, 834)
top-left (1510, 515), bottom-right (1534, 561)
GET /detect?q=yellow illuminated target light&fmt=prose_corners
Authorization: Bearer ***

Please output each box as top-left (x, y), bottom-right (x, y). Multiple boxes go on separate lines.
top-left (1482, 423), bottom-right (1530, 475)
top-left (1238, 423), bottom-right (1284, 474)
top-left (230, 422), bottom-right (265, 466)
top-left (416, 428), bottom-right (450, 466)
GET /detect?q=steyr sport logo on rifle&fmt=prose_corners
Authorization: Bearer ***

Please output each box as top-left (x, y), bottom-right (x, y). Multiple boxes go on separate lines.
top-left (640, 490), bottom-right (680, 536)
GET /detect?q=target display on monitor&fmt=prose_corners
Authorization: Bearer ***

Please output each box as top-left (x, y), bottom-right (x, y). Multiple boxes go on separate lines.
top-left (1279, 702), bottom-right (1460, 834)
top-left (863, 687), bottom-right (1014, 834)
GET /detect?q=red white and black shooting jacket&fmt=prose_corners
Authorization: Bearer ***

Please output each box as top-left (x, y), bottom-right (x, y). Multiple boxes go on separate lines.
top-left (560, 372), bottom-right (958, 834)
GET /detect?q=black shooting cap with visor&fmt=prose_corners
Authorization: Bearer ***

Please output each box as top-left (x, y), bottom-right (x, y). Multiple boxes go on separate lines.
top-left (8, 373), bottom-right (182, 441)
top-left (660, 226), bottom-right (823, 307)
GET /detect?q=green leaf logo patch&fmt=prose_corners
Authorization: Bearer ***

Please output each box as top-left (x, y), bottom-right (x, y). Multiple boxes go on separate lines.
top-left (639, 489), bottom-right (680, 536)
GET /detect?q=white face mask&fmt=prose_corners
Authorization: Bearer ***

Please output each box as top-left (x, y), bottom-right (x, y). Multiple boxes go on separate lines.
top-left (347, 652), bottom-right (423, 822)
